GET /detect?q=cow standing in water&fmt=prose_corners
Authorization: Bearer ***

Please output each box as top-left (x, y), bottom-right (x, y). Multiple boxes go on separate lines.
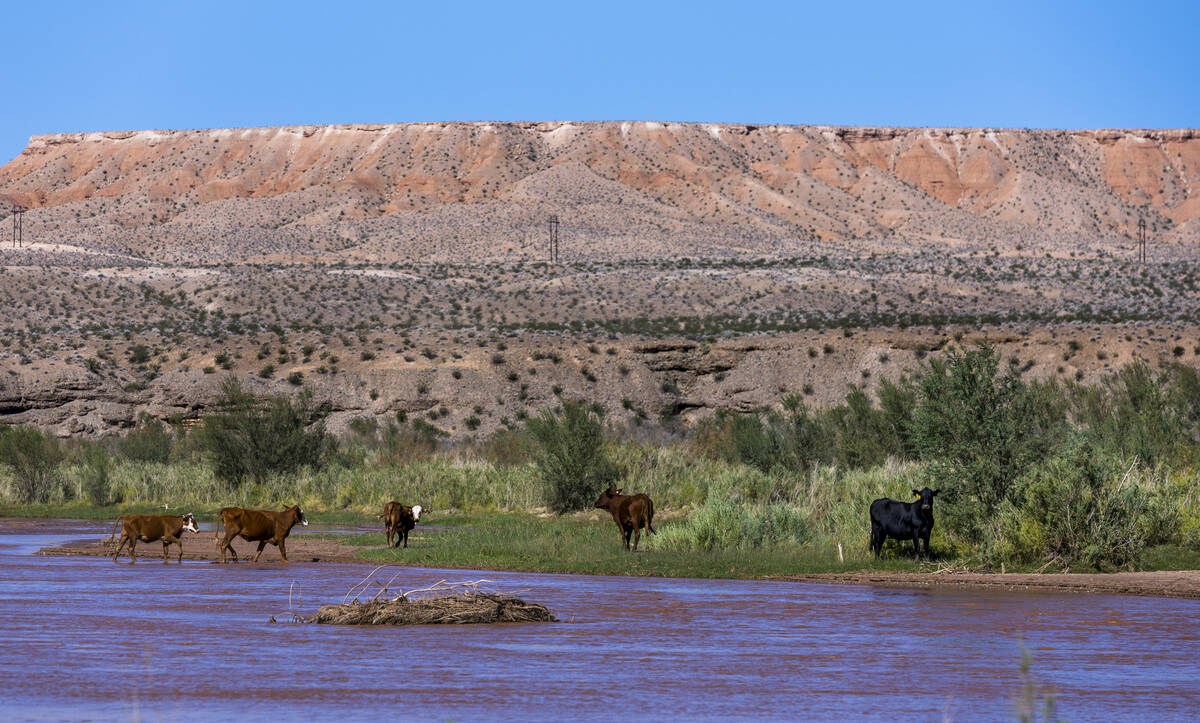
top-left (109, 513), bottom-right (200, 564)
top-left (382, 501), bottom-right (423, 548)
top-left (594, 487), bottom-right (656, 552)
top-left (869, 488), bottom-right (940, 559)
top-left (214, 505), bottom-right (308, 563)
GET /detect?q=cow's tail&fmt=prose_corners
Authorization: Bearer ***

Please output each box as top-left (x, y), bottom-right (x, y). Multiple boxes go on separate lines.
top-left (104, 516), bottom-right (123, 546)
top-left (213, 510), bottom-right (224, 546)
top-left (646, 498), bottom-right (656, 535)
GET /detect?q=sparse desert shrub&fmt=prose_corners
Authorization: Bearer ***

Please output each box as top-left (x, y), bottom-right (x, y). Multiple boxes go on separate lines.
top-left (128, 344), bottom-right (151, 364)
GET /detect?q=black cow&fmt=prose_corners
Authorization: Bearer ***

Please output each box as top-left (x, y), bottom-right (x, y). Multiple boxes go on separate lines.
top-left (869, 488), bottom-right (939, 559)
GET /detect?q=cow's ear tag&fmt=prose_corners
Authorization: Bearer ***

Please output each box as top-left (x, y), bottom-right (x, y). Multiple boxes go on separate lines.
top-left (914, 491), bottom-right (921, 497)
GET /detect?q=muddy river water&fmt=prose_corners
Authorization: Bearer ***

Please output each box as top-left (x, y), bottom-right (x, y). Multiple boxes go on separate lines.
top-left (1, 521), bottom-right (1198, 721)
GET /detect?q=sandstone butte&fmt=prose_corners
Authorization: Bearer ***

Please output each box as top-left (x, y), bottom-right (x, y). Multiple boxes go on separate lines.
top-left (0, 122), bottom-right (1197, 262)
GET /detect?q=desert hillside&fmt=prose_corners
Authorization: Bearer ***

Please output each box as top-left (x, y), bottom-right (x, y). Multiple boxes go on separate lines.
top-left (0, 122), bottom-right (1198, 438)
top-left (1, 123), bottom-right (1197, 264)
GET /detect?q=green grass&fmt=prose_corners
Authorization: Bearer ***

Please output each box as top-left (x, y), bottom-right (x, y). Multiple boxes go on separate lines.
top-left (334, 511), bottom-right (933, 579)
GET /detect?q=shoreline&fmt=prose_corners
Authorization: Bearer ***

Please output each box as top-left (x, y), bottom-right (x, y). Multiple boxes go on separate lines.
top-left (34, 526), bottom-right (1200, 600)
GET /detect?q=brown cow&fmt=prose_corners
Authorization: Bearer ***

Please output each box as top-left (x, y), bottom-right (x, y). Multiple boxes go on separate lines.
top-left (109, 513), bottom-right (199, 564)
top-left (214, 505), bottom-right (308, 563)
top-left (382, 501), bottom-right (423, 548)
top-left (595, 487), bottom-right (656, 551)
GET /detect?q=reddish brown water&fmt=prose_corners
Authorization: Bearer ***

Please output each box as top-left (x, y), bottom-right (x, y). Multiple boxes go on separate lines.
top-left (2, 520), bottom-right (1199, 721)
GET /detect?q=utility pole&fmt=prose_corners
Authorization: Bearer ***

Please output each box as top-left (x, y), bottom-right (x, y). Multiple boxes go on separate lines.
top-left (9, 207), bottom-right (22, 248)
top-left (1137, 217), bottom-right (1147, 264)
top-left (548, 214), bottom-right (560, 263)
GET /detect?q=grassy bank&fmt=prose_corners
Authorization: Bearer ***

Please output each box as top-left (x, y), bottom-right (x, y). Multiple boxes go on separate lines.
top-left (339, 512), bottom-right (930, 578)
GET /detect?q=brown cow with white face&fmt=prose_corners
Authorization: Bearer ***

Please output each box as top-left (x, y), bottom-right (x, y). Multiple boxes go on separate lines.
top-left (214, 505), bottom-right (308, 563)
top-left (109, 513), bottom-right (200, 564)
top-left (594, 487), bottom-right (656, 552)
top-left (382, 501), bottom-right (423, 548)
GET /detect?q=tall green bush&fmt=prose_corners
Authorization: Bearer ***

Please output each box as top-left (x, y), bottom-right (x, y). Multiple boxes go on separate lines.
top-left (117, 415), bottom-right (174, 464)
top-left (0, 425), bottom-right (64, 503)
top-left (194, 377), bottom-right (334, 485)
top-left (910, 344), bottom-right (1065, 545)
top-left (526, 400), bottom-right (618, 512)
top-left (1002, 438), bottom-right (1149, 569)
top-left (79, 443), bottom-right (118, 506)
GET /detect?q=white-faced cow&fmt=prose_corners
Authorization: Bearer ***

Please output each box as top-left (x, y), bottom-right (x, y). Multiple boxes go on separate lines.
top-left (109, 513), bottom-right (200, 564)
top-left (214, 505), bottom-right (308, 563)
top-left (869, 488), bottom-right (940, 559)
top-left (382, 501), bottom-right (423, 548)
top-left (594, 487), bottom-right (656, 552)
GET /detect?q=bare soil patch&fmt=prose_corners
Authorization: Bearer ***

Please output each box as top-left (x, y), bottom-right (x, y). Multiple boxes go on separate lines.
top-left (41, 532), bottom-right (372, 565)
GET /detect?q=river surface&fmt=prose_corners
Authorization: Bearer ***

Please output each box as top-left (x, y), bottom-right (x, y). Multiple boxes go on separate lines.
top-left (1, 520), bottom-right (1198, 722)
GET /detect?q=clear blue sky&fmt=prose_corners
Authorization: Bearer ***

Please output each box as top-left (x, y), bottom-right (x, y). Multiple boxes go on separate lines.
top-left (2, 0), bottom-right (1196, 164)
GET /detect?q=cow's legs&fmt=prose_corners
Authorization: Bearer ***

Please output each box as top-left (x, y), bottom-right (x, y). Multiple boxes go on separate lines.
top-left (920, 531), bottom-right (931, 559)
top-left (622, 526), bottom-right (632, 551)
top-left (113, 534), bottom-right (127, 562)
top-left (386, 524), bottom-right (394, 548)
top-left (217, 532), bottom-right (237, 563)
top-left (128, 538), bottom-right (138, 564)
top-left (912, 534), bottom-right (921, 560)
top-left (166, 534), bottom-right (183, 563)
top-left (252, 540), bottom-right (268, 562)
top-left (277, 538), bottom-right (289, 563)
top-left (632, 521), bottom-right (642, 552)
top-left (870, 525), bottom-right (882, 558)
top-left (402, 530), bottom-right (408, 548)
top-left (162, 540), bottom-right (170, 563)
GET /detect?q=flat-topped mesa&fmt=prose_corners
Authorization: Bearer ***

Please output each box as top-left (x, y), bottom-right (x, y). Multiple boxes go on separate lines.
top-left (2, 122), bottom-right (1198, 255)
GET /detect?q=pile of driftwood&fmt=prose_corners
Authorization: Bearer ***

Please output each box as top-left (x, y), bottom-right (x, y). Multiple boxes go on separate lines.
top-left (299, 569), bottom-right (556, 626)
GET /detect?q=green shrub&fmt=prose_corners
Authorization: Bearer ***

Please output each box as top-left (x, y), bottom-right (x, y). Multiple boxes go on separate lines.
top-left (117, 416), bottom-right (173, 464)
top-left (911, 344), bottom-right (1065, 543)
top-left (377, 418), bottom-right (445, 466)
top-left (79, 443), bottom-right (118, 505)
top-left (526, 400), bottom-right (618, 512)
top-left (1001, 438), bottom-right (1150, 569)
top-left (1069, 362), bottom-right (1199, 467)
top-left (194, 377), bottom-right (334, 485)
top-left (656, 493), bottom-right (810, 551)
top-left (0, 425), bottom-right (64, 503)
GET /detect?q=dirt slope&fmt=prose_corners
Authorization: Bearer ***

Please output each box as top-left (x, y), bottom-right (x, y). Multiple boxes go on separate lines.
top-left (1, 123), bottom-right (1196, 264)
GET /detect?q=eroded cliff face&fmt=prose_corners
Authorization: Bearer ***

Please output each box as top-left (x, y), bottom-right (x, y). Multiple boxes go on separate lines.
top-left (1, 123), bottom-right (1196, 263)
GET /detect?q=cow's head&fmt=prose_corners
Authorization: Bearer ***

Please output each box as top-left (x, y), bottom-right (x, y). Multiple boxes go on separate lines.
top-left (912, 488), bottom-right (939, 513)
top-left (412, 505), bottom-right (423, 522)
top-left (595, 487), bottom-right (619, 509)
top-left (286, 504), bottom-right (309, 527)
top-left (181, 513), bottom-right (199, 533)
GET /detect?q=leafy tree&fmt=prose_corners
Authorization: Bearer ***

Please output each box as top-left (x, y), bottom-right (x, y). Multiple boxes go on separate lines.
top-left (910, 344), bottom-right (1065, 545)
